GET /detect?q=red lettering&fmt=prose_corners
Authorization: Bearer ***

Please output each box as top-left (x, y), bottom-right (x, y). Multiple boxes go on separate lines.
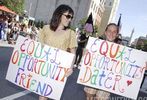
top-left (61, 68), bottom-right (69, 82)
top-left (12, 50), bottom-right (19, 64)
top-left (110, 44), bottom-right (119, 58)
top-left (99, 41), bottom-right (108, 56)
top-left (84, 51), bottom-right (91, 65)
top-left (79, 67), bottom-right (92, 83)
top-left (19, 73), bottom-right (26, 87)
top-left (20, 39), bottom-right (28, 52)
top-left (27, 41), bottom-right (35, 56)
top-left (26, 74), bottom-right (32, 88)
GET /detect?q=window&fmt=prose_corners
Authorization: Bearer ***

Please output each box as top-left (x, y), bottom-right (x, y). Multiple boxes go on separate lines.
top-left (93, 4), bottom-right (96, 11)
top-left (91, 1), bottom-right (94, 8)
top-left (98, 8), bottom-right (103, 18)
top-left (109, 2), bottom-right (112, 6)
top-left (95, 6), bottom-right (98, 13)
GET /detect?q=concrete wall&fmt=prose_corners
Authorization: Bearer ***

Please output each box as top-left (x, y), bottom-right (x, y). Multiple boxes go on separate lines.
top-left (24, 0), bottom-right (91, 26)
top-left (99, 0), bottom-right (120, 35)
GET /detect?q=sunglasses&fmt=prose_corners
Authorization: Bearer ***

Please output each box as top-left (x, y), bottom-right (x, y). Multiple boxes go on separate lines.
top-left (63, 14), bottom-right (73, 19)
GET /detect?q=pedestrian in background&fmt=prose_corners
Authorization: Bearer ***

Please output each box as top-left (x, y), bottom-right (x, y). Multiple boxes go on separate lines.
top-left (38, 4), bottom-right (77, 100)
top-left (0, 19), bottom-right (4, 40)
top-left (74, 31), bottom-right (88, 68)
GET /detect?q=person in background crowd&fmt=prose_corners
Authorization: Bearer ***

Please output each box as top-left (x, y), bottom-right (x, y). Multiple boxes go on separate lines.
top-left (38, 4), bottom-right (77, 100)
top-left (12, 22), bottom-right (20, 40)
top-left (74, 31), bottom-right (88, 68)
top-left (3, 18), bottom-right (9, 41)
top-left (0, 19), bottom-right (3, 40)
top-left (140, 62), bottom-right (147, 89)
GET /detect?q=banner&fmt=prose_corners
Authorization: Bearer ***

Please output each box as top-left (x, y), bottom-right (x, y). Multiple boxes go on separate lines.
top-left (6, 36), bottom-right (74, 100)
top-left (77, 37), bottom-right (147, 99)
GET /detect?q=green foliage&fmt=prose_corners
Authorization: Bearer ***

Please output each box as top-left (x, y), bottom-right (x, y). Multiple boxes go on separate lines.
top-left (142, 44), bottom-right (147, 51)
top-left (136, 45), bottom-right (142, 50)
top-left (70, 25), bottom-right (76, 31)
top-left (35, 21), bottom-right (45, 29)
top-left (40, 21), bottom-right (44, 28)
top-left (136, 40), bottom-right (147, 52)
top-left (1, 0), bottom-right (24, 14)
top-left (78, 17), bottom-right (88, 28)
top-left (142, 40), bottom-right (147, 52)
top-left (35, 21), bottom-right (41, 28)
top-left (93, 25), bottom-right (99, 33)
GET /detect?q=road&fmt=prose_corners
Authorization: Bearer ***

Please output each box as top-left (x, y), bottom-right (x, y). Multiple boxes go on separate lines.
top-left (0, 46), bottom-right (147, 100)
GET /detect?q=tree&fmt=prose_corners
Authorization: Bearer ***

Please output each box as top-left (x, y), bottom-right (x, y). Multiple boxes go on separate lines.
top-left (40, 21), bottom-right (44, 28)
top-left (35, 21), bottom-right (41, 28)
top-left (136, 44), bottom-right (142, 50)
top-left (142, 40), bottom-right (147, 52)
top-left (1, 0), bottom-right (24, 14)
top-left (136, 40), bottom-right (147, 52)
top-left (78, 17), bottom-right (88, 28)
top-left (35, 20), bottom-right (45, 29)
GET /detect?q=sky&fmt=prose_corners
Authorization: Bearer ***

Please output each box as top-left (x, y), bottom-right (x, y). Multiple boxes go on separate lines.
top-left (115, 0), bottom-right (147, 42)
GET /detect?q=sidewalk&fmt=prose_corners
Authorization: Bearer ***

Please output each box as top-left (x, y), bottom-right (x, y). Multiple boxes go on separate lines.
top-left (0, 40), bottom-right (15, 47)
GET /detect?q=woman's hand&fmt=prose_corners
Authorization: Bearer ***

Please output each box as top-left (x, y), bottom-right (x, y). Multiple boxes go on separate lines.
top-left (65, 68), bottom-right (73, 77)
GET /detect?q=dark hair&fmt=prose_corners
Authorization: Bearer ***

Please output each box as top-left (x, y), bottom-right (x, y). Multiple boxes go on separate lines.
top-left (114, 34), bottom-right (122, 44)
top-left (50, 4), bottom-right (74, 31)
top-left (105, 23), bottom-right (119, 34)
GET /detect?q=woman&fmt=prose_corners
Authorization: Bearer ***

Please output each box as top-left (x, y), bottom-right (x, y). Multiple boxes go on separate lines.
top-left (84, 23), bottom-right (119, 100)
top-left (38, 4), bottom-right (77, 100)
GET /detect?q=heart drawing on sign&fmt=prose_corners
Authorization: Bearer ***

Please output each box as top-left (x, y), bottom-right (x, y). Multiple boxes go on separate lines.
top-left (127, 80), bottom-right (132, 86)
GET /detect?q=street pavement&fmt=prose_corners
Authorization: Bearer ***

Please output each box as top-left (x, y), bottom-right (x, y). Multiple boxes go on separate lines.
top-left (0, 42), bottom-right (147, 100)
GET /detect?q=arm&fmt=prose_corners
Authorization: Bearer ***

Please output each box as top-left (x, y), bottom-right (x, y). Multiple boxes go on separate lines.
top-left (65, 30), bottom-right (77, 77)
top-left (78, 38), bottom-right (87, 43)
top-left (65, 47), bottom-right (76, 77)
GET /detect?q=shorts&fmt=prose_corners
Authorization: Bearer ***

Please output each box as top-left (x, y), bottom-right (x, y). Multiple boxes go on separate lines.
top-left (84, 86), bottom-right (110, 100)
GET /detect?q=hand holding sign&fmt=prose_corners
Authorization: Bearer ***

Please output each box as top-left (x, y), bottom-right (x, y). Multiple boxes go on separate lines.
top-left (65, 68), bottom-right (73, 77)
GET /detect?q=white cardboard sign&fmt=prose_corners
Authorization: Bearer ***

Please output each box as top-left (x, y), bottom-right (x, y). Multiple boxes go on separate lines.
top-left (77, 37), bottom-right (147, 99)
top-left (6, 36), bottom-right (74, 100)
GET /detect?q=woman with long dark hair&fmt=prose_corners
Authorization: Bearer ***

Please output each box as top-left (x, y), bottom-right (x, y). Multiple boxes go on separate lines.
top-left (38, 4), bottom-right (77, 100)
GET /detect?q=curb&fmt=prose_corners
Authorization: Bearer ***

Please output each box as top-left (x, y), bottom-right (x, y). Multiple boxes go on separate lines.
top-left (0, 41), bottom-right (15, 48)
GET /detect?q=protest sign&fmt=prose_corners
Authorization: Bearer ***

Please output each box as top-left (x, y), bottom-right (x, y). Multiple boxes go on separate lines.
top-left (6, 36), bottom-right (74, 100)
top-left (77, 37), bottom-right (147, 99)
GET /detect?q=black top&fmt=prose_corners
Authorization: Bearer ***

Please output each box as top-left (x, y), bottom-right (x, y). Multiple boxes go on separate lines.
top-left (78, 33), bottom-right (88, 48)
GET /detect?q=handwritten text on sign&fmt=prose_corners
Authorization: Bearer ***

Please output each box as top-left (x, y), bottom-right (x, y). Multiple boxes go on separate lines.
top-left (6, 36), bottom-right (74, 100)
top-left (77, 37), bottom-right (147, 99)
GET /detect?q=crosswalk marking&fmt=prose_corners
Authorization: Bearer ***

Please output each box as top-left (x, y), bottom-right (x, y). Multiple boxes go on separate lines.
top-left (0, 90), bottom-right (31, 100)
top-left (140, 89), bottom-right (147, 94)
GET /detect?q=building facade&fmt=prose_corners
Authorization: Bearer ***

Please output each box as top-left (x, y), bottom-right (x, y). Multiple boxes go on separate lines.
top-left (99, 0), bottom-right (120, 35)
top-left (24, 0), bottom-right (106, 27)
top-left (87, 0), bottom-right (106, 26)
top-left (24, 0), bottom-right (90, 26)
